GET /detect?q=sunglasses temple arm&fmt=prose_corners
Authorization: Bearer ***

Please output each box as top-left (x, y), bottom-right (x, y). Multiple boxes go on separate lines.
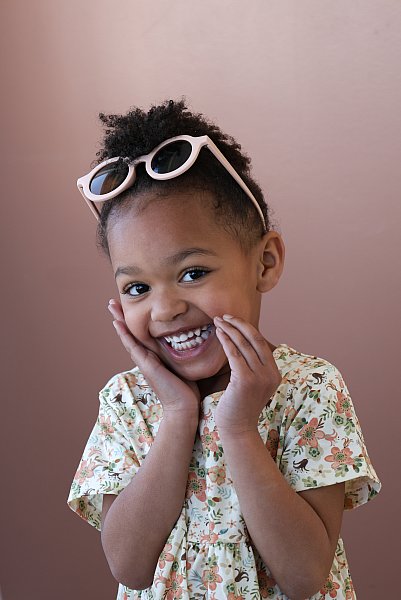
top-left (205, 142), bottom-right (266, 229)
top-left (77, 182), bottom-right (101, 221)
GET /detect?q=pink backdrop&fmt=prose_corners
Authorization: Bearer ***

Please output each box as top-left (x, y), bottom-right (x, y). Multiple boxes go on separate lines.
top-left (1, 1), bottom-right (399, 598)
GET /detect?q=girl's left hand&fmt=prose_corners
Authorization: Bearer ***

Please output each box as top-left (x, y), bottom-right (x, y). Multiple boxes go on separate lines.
top-left (213, 315), bottom-right (282, 434)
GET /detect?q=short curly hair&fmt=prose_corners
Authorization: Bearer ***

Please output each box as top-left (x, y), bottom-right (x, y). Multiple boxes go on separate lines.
top-left (92, 98), bottom-right (272, 256)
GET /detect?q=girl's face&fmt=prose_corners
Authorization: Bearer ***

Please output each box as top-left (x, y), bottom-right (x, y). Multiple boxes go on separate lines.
top-left (107, 191), bottom-right (272, 391)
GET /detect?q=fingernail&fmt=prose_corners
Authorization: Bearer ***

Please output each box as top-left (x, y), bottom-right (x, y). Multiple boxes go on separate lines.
top-left (214, 316), bottom-right (223, 322)
top-left (222, 314), bottom-right (234, 320)
top-left (112, 320), bottom-right (118, 328)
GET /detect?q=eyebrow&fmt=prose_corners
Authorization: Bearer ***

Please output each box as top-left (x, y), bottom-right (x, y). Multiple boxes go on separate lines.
top-left (114, 247), bottom-right (218, 279)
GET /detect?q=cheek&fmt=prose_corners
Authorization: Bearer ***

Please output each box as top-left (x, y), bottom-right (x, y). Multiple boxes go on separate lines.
top-left (205, 290), bottom-right (249, 318)
top-left (121, 304), bottom-right (148, 340)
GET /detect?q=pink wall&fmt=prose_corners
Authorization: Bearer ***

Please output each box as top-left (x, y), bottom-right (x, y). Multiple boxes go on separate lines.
top-left (1, 1), bottom-right (399, 597)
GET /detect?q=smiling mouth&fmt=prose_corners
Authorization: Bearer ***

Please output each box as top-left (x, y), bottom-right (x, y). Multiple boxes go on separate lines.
top-left (163, 324), bottom-right (213, 351)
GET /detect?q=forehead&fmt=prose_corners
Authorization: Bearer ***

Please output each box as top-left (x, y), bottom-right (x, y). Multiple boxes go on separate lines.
top-left (107, 190), bottom-right (239, 262)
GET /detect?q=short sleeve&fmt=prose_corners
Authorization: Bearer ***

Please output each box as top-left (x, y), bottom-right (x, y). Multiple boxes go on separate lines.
top-left (279, 362), bottom-right (381, 509)
top-left (67, 369), bottom-right (158, 530)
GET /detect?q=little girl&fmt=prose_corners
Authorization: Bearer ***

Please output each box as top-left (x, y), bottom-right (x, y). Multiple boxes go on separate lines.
top-left (68, 99), bottom-right (380, 600)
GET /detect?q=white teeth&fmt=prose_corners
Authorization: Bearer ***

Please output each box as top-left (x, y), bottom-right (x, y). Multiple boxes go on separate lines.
top-left (164, 325), bottom-right (212, 351)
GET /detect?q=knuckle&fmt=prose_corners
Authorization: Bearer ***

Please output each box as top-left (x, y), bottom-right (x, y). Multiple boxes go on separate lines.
top-left (239, 339), bottom-right (252, 349)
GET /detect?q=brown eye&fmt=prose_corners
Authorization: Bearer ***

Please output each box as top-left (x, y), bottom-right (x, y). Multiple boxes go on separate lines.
top-left (123, 283), bottom-right (150, 296)
top-left (181, 268), bottom-right (209, 282)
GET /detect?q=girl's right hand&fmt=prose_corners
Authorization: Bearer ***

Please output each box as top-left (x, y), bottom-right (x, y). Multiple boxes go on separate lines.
top-left (107, 299), bottom-right (200, 419)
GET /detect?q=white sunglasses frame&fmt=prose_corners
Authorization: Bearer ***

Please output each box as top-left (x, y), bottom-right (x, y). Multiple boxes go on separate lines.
top-left (77, 134), bottom-right (266, 228)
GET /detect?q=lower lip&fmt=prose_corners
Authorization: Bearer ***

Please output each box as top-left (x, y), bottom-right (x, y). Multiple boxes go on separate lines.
top-left (158, 328), bottom-right (215, 361)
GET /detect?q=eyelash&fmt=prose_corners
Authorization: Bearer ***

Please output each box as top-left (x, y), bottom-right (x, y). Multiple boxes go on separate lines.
top-left (122, 282), bottom-right (150, 297)
top-left (121, 267), bottom-right (210, 297)
top-left (180, 267), bottom-right (210, 282)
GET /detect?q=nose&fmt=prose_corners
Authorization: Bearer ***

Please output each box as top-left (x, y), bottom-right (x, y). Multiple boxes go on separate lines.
top-left (150, 288), bottom-right (188, 323)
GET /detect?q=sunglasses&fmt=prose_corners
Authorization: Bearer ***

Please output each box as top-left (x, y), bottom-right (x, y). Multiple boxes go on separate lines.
top-left (77, 134), bottom-right (266, 227)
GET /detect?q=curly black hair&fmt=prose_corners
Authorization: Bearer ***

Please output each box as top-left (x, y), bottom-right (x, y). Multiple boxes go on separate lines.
top-left (92, 98), bottom-right (272, 256)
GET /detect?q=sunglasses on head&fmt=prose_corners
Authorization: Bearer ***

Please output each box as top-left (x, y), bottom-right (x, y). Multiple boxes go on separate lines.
top-left (77, 134), bottom-right (266, 227)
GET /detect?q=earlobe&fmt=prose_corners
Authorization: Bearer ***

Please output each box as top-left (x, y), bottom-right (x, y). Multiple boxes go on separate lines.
top-left (256, 231), bottom-right (285, 293)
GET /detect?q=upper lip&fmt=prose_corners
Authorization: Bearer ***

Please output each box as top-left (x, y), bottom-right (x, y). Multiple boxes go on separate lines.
top-left (155, 323), bottom-right (212, 339)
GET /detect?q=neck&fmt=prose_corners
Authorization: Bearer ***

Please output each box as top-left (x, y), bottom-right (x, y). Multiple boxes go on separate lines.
top-left (196, 340), bottom-right (277, 398)
top-left (197, 368), bottom-right (231, 398)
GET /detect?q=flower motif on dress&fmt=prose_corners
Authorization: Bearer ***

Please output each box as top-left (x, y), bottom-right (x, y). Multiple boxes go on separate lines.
top-left (208, 465), bottom-right (226, 485)
top-left (284, 405), bottom-right (297, 421)
top-left (98, 415), bottom-right (115, 439)
top-left (122, 449), bottom-right (140, 471)
top-left (201, 427), bottom-right (222, 459)
top-left (136, 420), bottom-right (152, 445)
top-left (319, 573), bottom-right (340, 598)
top-left (124, 416), bottom-right (135, 429)
top-left (74, 459), bottom-right (97, 484)
top-left (325, 444), bottom-right (355, 472)
top-left (344, 576), bottom-right (356, 599)
top-left (200, 522), bottom-right (220, 544)
top-left (155, 561), bottom-right (184, 598)
top-left (87, 445), bottom-right (102, 458)
top-left (335, 390), bottom-right (353, 418)
top-left (164, 570), bottom-right (184, 599)
top-left (186, 471), bottom-right (207, 502)
top-left (297, 417), bottom-right (325, 448)
top-left (202, 564), bottom-right (223, 591)
top-left (116, 373), bottom-right (137, 392)
top-left (158, 543), bottom-right (175, 569)
top-left (142, 404), bottom-right (163, 424)
top-left (334, 414), bottom-right (346, 426)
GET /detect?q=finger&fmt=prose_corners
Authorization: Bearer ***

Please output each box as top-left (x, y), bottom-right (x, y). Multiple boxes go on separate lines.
top-left (109, 308), bottom-right (179, 387)
top-left (112, 319), bottom-right (140, 360)
top-left (214, 316), bottom-right (265, 371)
top-left (113, 320), bottom-right (199, 406)
top-left (215, 325), bottom-right (251, 374)
top-left (112, 319), bottom-right (162, 371)
top-left (218, 315), bottom-right (271, 366)
top-left (108, 298), bottom-right (124, 320)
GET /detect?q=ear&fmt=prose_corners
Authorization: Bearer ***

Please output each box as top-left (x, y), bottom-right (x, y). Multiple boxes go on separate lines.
top-left (256, 231), bottom-right (285, 293)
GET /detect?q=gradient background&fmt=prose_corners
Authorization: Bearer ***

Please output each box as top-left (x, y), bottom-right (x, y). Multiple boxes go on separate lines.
top-left (1, 1), bottom-right (399, 598)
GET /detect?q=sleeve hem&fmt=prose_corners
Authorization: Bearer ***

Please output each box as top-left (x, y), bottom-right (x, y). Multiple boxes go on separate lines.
top-left (290, 470), bottom-right (381, 509)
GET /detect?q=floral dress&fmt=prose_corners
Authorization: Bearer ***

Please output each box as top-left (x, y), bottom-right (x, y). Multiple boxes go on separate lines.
top-left (68, 343), bottom-right (381, 599)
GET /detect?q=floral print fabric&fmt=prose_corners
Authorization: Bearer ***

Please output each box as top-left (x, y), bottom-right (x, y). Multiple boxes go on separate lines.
top-left (68, 343), bottom-right (381, 599)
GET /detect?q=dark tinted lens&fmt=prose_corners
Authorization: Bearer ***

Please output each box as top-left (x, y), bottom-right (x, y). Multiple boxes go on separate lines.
top-left (151, 140), bottom-right (192, 174)
top-left (89, 162), bottom-right (129, 195)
